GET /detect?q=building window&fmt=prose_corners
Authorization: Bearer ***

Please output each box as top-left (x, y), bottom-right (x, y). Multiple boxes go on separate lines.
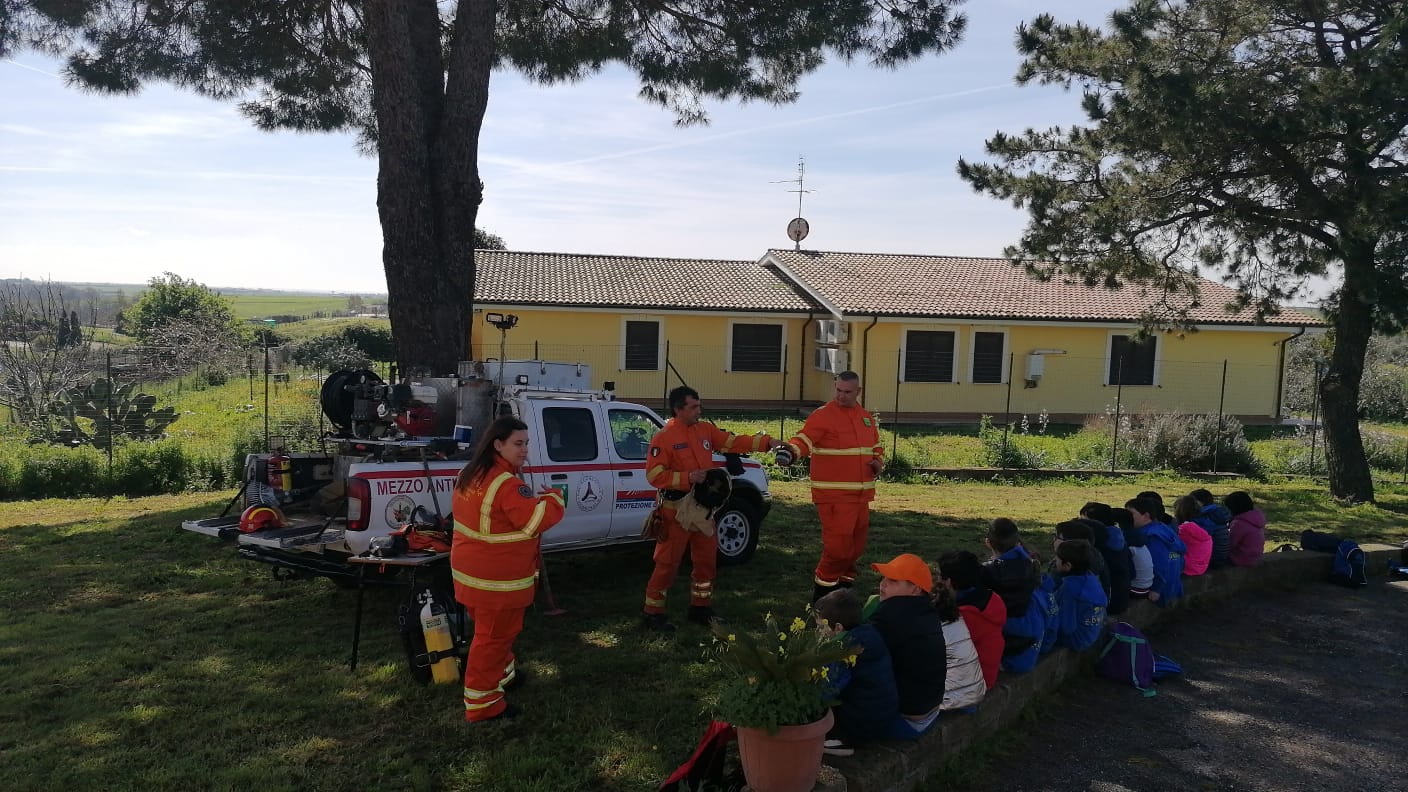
top-left (1108, 334), bottom-right (1157, 386)
top-left (624, 320), bottom-right (660, 371)
top-left (972, 331), bottom-right (1005, 384)
top-left (904, 330), bottom-right (955, 383)
top-left (730, 323), bottom-right (783, 372)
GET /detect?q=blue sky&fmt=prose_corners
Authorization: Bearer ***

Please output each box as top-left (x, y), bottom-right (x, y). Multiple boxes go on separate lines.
top-left (0, 0), bottom-right (1335, 300)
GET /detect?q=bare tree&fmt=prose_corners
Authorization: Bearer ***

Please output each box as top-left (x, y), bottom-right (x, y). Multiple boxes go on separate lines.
top-left (135, 317), bottom-right (248, 381)
top-left (0, 280), bottom-right (95, 426)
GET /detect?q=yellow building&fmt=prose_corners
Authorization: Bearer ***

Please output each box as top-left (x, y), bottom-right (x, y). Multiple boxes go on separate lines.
top-left (472, 249), bottom-right (1320, 422)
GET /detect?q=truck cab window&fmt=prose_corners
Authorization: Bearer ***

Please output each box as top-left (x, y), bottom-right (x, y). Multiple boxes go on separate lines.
top-left (542, 406), bottom-right (598, 462)
top-left (609, 409), bottom-right (660, 460)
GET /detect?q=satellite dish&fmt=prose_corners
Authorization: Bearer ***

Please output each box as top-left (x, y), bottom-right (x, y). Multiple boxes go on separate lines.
top-left (786, 217), bottom-right (810, 243)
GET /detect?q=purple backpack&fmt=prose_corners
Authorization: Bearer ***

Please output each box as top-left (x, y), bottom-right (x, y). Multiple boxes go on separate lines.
top-left (1095, 622), bottom-right (1157, 697)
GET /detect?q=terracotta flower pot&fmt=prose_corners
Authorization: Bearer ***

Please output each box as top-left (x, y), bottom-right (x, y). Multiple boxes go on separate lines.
top-left (735, 709), bottom-right (834, 792)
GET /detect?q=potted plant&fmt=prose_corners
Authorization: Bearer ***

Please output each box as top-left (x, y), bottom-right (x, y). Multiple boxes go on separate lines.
top-left (708, 612), bottom-right (859, 792)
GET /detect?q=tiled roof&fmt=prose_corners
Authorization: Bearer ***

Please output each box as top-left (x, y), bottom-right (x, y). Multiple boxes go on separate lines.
top-left (473, 250), bottom-right (820, 313)
top-left (766, 249), bottom-right (1322, 327)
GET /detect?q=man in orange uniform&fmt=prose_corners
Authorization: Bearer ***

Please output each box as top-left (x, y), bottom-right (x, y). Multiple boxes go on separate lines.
top-left (642, 385), bottom-right (781, 632)
top-left (451, 417), bottom-right (566, 723)
top-left (776, 371), bottom-right (884, 603)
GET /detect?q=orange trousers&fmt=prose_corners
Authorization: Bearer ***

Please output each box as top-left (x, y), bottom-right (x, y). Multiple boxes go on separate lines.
top-left (813, 501), bottom-right (871, 588)
top-left (643, 512), bottom-right (717, 613)
top-left (461, 604), bottom-right (524, 722)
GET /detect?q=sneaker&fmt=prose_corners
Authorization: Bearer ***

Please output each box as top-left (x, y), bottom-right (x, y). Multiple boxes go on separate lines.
top-left (687, 606), bottom-right (720, 626)
top-left (822, 738), bottom-right (854, 757)
top-left (641, 612), bottom-right (676, 633)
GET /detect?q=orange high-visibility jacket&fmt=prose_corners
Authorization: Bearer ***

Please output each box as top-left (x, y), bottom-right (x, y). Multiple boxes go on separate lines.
top-left (451, 459), bottom-right (566, 609)
top-left (784, 401), bottom-right (883, 504)
top-left (647, 419), bottom-right (771, 493)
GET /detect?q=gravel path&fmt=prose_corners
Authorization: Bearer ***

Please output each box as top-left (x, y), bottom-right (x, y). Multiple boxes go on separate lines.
top-left (965, 577), bottom-right (1408, 792)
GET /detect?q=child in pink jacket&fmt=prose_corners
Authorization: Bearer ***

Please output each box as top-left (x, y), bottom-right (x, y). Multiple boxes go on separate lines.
top-left (1173, 495), bottom-right (1212, 576)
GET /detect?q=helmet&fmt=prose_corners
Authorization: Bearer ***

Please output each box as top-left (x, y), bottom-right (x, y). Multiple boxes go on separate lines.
top-left (239, 504), bottom-right (287, 533)
top-left (692, 468), bottom-right (732, 510)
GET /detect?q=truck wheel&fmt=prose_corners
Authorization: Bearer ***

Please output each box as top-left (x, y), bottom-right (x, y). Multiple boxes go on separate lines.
top-left (715, 499), bottom-right (760, 566)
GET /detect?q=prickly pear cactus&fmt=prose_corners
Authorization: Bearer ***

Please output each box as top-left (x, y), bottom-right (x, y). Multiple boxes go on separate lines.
top-left (49, 378), bottom-right (179, 449)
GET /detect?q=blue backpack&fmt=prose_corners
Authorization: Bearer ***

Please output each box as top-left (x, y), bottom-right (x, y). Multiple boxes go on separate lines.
top-left (1330, 540), bottom-right (1368, 588)
top-left (1095, 622), bottom-right (1157, 697)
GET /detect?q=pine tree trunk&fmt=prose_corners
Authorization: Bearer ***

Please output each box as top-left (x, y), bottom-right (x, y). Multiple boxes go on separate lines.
top-left (1320, 251), bottom-right (1376, 503)
top-left (365, 0), bottom-right (486, 375)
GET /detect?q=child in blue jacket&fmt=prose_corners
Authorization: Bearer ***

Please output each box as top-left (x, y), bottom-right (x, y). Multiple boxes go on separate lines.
top-left (815, 588), bottom-right (899, 752)
top-left (1051, 540), bottom-right (1108, 650)
top-left (1126, 497), bottom-right (1186, 606)
top-left (980, 518), bottom-right (1046, 672)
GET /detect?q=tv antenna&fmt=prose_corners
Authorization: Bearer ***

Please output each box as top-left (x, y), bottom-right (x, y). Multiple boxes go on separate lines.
top-left (772, 156), bottom-right (812, 251)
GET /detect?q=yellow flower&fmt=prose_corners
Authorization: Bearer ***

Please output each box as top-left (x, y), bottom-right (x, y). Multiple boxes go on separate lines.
top-left (727, 634), bottom-right (737, 642)
top-left (846, 653), bottom-right (859, 666)
top-left (778, 632), bottom-right (788, 642)
top-left (820, 666), bottom-right (830, 680)
top-left (790, 617), bottom-right (807, 634)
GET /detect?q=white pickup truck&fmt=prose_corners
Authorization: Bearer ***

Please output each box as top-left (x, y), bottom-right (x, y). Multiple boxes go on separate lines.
top-left (181, 360), bottom-right (773, 584)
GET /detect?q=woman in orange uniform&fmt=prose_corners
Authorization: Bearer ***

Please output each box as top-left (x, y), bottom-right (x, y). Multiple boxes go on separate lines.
top-left (451, 416), bottom-right (565, 723)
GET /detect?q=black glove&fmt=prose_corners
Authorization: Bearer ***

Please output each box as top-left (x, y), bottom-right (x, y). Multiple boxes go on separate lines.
top-left (774, 445), bottom-right (794, 466)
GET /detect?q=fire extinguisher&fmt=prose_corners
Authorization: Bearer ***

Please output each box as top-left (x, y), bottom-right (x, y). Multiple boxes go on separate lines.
top-left (267, 450), bottom-right (292, 494)
top-left (419, 590), bottom-right (459, 684)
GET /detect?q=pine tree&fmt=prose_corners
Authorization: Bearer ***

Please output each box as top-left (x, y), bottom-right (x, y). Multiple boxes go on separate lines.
top-left (959, 0), bottom-right (1408, 502)
top-left (3, 1), bottom-right (968, 375)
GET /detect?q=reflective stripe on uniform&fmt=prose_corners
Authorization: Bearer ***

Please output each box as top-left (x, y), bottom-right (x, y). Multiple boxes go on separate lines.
top-left (453, 520), bottom-right (535, 543)
top-left (453, 568), bottom-right (538, 592)
top-left (644, 595), bottom-right (667, 607)
top-left (791, 434), bottom-right (816, 454)
top-left (478, 473), bottom-right (514, 533)
top-left (810, 480), bottom-right (878, 491)
top-left (811, 446), bottom-right (880, 456)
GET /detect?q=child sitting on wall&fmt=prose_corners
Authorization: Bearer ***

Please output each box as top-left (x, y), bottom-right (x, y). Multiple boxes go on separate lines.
top-left (936, 550), bottom-right (1006, 692)
top-left (1224, 491), bottom-right (1267, 568)
top-left (1190, 488), bottom-right (1233, 569)
top-left (867, 553), bottom-right (948, 737)
top-left (1127, 497), bottom-right (1187, 606)
top-left (1050, 539), bottom-right (1109, 651)
top-left (814, 589), bottom-right (899, 755)
top-left (1079, 501), bottom-right (1131, 615)
top-left (1117, 506), bottom-right (1155, 601)
top-left (932, 581), bottom-right (987, 712)
top-left (980, 518), bottom-right (1047, 672)
top-left (1172, 495), bottom-right (1212, 576)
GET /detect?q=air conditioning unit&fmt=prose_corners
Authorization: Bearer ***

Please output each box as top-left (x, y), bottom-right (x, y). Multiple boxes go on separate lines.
top-left (814, 347), bottom-right (848, 374)
top-left (814, 319), bottom-right (850, 346)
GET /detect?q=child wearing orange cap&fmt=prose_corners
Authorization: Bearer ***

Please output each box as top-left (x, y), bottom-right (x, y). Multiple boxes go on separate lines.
top-left (866, 553), bottom-right (947, 738)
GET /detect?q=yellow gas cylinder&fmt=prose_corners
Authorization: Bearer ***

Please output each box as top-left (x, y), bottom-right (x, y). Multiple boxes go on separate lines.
top-left (420, 591), bottom-right (459, 684)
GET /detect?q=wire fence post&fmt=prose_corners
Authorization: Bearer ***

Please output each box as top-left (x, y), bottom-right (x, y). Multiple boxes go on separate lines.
top-left (892, 348), bottom-right (901, 459)
top-left (1001, 352), bottom-right (1014, 471)
top-left (1309, 361), bottom-right (1321, 472)
top-left (1111, 355), bottom-right (1125, 473)
top-left (1213, 359), bottom-right (1228, 473)
top-left (1401, 440), bottom-right (1407, 486)
top-left (105, 351), bottom-right (114, 493)
top-left (247, 352), bottom-right (254, 401)
top-left (662, 340), bottom-right (671, 413)
top-left (263, 339), bottom-right (271, 452)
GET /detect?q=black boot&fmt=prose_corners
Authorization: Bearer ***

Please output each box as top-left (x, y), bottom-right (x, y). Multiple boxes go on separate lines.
top-left (641, 612), bottom-right (676, 633)
top-left (812, 584), bottom-right (836, 604)
top-left (688, 605), bottom-right (720, 626)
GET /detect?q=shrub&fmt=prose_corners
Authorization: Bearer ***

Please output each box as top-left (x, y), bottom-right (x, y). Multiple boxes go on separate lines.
top-left (978, 415), bottom-right (1049, 469)
top-left (1119, 413), bottom-right (1264, 476)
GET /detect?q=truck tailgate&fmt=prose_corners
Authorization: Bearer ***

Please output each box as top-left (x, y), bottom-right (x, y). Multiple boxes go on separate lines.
top-left (237, 517), bottom-right (345, 550)
top-left (181, 515), bottom-right (345, 549)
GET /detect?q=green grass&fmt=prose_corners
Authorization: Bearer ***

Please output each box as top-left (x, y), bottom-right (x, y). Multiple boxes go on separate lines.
top-left (227, 294), bottom-right (359, 320)
top-left (270, 316), bottom-right (392, 343)
top-left (3, 478), bottom-right (1405, 791)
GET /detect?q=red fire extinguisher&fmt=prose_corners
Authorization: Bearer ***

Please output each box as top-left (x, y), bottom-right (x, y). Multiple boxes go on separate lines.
top-left (267, 450), bottom-right (292, 494)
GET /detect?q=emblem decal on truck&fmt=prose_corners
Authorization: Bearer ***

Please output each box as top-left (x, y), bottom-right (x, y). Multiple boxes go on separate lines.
top-left (577, 475), bottom-right (603, 512)
top-left (386, 495), bottom-right (415, 527)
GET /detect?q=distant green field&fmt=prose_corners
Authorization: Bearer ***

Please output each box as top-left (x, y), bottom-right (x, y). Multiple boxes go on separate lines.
top-left (225, 294), bottom-right (363, 320)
